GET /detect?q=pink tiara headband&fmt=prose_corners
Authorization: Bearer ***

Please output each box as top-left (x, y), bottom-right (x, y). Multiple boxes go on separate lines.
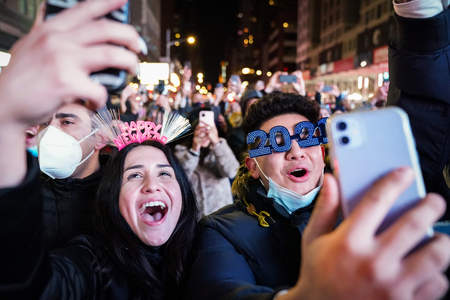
top-left (93, 108), bottom-right (191, 151)
top-left (114, 121), bottom-right (168, 151)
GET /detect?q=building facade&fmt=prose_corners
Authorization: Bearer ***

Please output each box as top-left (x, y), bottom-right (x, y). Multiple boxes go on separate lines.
top-left (265, 6), bottom-right (297, 73)
top-left (130, 0), bottom-right (162, 61)
top-left (297, 0), bottom-right (394, 96)
top-left (228, 0), bottom-right (298, 84)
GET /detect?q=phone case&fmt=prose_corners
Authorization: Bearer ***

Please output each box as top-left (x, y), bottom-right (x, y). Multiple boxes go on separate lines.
top-left (45, 0), bottom-right (129, 92)
top-left (199, 111), bottom-right (215, 127)
top-left (327, 107), bottom-right (426, 233)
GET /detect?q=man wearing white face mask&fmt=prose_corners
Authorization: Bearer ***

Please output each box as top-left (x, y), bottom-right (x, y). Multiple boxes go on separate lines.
top-left (38, 102), bottom-right (108, 249)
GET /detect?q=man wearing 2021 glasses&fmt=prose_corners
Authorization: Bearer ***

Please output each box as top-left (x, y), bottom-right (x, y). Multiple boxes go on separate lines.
top-left (187, 92), bottom-right (450, 300)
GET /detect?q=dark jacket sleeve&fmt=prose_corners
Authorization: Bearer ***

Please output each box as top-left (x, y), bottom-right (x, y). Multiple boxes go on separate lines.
top-left (39, 238), bottom-right (102, 299)
top-left (187, 223), bottom-right (278, 300)
top-left (0, 154), bottom-right (48, 298)
top-left (389, 9), bottom-right (450, 105)
top-left (0, 154), bottom-right (98, 299)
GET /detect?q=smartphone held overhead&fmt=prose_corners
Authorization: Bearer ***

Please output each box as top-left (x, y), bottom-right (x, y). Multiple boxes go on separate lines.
top-left (321, 85), bottom-right (333, 93)
top-left (327, 108), bottom-right (427, 234)
top-left (279, 75), bottom-right (297, 83)
top-left (45, 0), bottom-right (130, 92)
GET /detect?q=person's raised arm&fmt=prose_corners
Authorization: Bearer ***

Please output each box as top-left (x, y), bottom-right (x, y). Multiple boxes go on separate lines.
top-left (389, 0), bottom-right (449, 104)
top-left (393, 0), bottom-right (446, 18)
top-left (0, 0), bottom-right (141, 188)
top-left (277, 168), bottom-right (450, 300)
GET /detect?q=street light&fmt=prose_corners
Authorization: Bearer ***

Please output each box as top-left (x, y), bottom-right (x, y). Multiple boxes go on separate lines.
top-left (165, 29), bottom-right (196, 63)
top-left (242, 67), bottom-right (251, 75)
top-left (187, 36), bottom-right (196, 45)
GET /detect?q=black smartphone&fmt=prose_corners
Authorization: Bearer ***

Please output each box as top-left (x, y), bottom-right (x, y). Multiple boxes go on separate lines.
top-left (154, 80), bottom-right (168, 96)
top-left (45, 0), bottom-right (130, 93)
top-left (279, 75), bottom-right (297, 83)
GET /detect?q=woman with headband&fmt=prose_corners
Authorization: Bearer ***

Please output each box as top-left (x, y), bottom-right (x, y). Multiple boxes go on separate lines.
top-left (0, 1), bottom-right (197, 298)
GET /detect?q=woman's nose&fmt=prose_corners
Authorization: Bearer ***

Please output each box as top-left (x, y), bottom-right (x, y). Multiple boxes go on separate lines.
top-left (141, 177), bottom-right (162, 194)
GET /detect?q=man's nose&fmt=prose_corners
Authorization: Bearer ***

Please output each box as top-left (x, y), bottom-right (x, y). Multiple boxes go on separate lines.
top-left (286, 140), bottom-right (306, 160)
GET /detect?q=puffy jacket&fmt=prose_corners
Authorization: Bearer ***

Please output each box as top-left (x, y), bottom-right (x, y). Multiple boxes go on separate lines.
top-left (187, 181), bottom-right (314, 300)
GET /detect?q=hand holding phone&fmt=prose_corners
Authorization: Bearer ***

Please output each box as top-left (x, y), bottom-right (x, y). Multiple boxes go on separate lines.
top-left (293, 109), bottom-right (449, 299)
top-left (199, 110), bottom-right (220, 145)
top-left (0, 0), bottom-right (141, 127)
top-left (294, 169), bottom-right (449, 300)
top-left (45, 0), bottom-right (134, 92)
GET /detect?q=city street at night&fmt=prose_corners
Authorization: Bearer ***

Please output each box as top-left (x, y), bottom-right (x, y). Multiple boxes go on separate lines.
top-left (0, 0), bottom-right (449, 299)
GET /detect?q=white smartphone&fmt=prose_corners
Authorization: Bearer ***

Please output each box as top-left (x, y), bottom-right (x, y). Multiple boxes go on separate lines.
top-left (199, 110), bottom-right (215, 127)
top-left (327, 107), bottom-right (426, 234)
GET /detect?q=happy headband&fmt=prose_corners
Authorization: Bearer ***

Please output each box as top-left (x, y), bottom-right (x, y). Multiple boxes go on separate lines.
top-left (93, 108), bottom-right (191, 151)
top-left (113, 121), bottom-right (167, 150)
top-left (247, 117), bottom-right (328, 158)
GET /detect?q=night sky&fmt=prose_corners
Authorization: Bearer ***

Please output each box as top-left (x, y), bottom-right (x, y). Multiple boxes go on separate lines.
top-left (173, 0), bottom-right (239, 86)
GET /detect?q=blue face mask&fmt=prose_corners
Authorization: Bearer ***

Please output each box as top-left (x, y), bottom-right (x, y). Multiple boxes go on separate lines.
top-left (254, 159), bottom-right (322, 216)
top-left (27, 146), bottom-right (38, 158)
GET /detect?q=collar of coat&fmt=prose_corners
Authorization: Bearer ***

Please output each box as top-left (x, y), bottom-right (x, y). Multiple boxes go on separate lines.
top-left (238, 181), bottom-right (315, 230)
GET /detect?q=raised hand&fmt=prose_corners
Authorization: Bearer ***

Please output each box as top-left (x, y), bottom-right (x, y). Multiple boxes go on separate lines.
top-left (278, 169), bottom-right (450, 300)
top-left (0, 0), bottom-right (140, 126)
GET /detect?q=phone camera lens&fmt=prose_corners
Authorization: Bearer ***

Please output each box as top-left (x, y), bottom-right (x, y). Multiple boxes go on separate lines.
top-left (340, 136), bottom-right (350, 145)
top-left (337, 122), bottom-right (347, 131)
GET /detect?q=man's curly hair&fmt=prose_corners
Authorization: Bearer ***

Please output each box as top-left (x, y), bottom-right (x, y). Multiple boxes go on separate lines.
top-left (243, 92), bottom-right (320, 136)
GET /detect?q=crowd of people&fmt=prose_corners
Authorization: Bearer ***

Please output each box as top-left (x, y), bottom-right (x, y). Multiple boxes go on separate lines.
top-left (0, 0), bottom-right (449, 299)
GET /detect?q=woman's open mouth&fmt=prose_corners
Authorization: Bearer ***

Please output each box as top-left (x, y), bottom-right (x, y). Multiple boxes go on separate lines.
top-left (139, 200), bottom-right (168, 225)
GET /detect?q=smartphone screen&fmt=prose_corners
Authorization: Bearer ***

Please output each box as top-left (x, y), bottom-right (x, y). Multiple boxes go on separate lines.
top-left (279, 75), bottom-right (297, 83)
top-left (327, 108), bottom-right (426, 234)
top-left (321, 85), bottom-right (333, 93)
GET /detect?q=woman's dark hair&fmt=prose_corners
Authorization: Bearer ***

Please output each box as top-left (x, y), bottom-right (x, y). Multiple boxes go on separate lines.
top-left (95, 140), bottom-right (198, 299)
top-left (243, 92), bottom-right (320, 136)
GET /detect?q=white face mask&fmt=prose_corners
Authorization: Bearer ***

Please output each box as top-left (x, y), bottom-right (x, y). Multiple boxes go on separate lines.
top-left (38, 125), bottom-right (98, 179)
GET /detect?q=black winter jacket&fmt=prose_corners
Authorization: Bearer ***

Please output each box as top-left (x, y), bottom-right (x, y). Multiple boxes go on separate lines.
top-left (41, 168), bottom-right (102, 249)
top-left (187, 182), bottom-right (314, 300)
top-left (389, 9), bottom-right (450, 207)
